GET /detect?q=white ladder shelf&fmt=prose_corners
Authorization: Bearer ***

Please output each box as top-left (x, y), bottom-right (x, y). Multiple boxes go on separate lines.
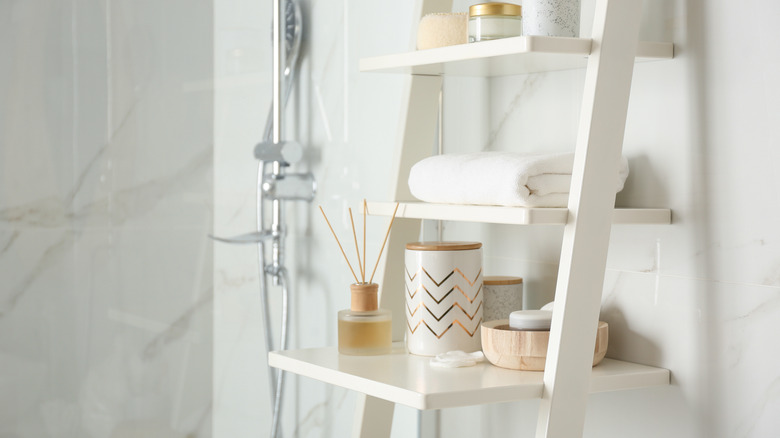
top-left (269, 0), bottom-right (672, 436)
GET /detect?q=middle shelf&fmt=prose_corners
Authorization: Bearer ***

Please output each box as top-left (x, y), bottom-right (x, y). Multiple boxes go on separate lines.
top-left (269, 343), bottom-right (670, 410)
top-left (365, 201), bottom-right (671, 225)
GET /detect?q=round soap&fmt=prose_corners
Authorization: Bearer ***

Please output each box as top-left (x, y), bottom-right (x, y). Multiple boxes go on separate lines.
top-left (509, 310), bottom-right (552, 331)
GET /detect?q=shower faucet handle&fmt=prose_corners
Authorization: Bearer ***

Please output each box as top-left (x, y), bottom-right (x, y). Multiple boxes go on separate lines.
top-left (254, 140), bottom-right (303, 165)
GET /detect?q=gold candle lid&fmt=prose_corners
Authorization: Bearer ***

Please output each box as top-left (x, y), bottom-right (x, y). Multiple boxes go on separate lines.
top-left (469, 2), bottom-right (522, 18)
top-left (350, 283), bottom-right (379, 311)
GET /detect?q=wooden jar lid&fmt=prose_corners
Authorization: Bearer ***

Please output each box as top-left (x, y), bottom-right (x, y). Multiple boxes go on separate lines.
top-left (483, 276), bottom-right (523, 285)
top-left (405, 241), bottom-right (482, 251)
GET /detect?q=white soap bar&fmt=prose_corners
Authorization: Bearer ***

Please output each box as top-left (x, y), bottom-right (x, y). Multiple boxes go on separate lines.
top-left (509, 310), bottom-right (552, 331)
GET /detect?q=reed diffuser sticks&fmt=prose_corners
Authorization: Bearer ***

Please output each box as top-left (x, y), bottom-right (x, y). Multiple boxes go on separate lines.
top-left (348, 208), bottom-right (364, 281)
top-left (363, 200), bottom-right (367, 283)
top-left (319, 206), bottom-right (360, 284)
top-left (370, 202), bottom-right (399, 283)
top-left (319, 201), bottom-right (399, 285)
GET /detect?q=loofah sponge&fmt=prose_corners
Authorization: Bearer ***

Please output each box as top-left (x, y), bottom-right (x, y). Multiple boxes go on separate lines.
top-left (417, 12), bottom-right (468, 50)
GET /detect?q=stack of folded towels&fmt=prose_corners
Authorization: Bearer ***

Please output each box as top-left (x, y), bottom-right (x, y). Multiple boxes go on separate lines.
top-left (408, 152), bottom-right (629, 208)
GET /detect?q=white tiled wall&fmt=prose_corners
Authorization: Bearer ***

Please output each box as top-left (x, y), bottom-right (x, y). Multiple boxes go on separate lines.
top-left (0, 1), bottom-right (213, 436)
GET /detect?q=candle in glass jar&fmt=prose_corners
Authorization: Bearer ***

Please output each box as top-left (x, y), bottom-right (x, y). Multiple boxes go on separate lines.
top-left (468, 2), bottom-right (523, 43)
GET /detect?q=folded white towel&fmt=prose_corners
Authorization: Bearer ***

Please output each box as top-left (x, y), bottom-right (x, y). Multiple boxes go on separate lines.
top-left (408, 152), bottom-right (629, 208)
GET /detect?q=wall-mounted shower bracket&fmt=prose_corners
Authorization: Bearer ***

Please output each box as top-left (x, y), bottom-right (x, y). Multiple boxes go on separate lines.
top-left (262, 172), bottom-right (316, 201)
top-left (255, 140), bottom-right (304, 164)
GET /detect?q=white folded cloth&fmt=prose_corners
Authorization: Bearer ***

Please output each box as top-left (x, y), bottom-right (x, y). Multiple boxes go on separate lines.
top-left (408, 152), bottom-right (629, 208)
top-left (430, 350), bottom-right (485, 368)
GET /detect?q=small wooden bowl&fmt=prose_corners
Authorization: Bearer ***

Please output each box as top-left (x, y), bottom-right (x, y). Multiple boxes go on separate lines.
top-left (481, 320), bottom-right (608, 371)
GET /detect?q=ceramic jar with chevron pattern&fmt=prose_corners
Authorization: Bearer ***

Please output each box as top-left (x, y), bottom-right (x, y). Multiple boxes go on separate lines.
top-left (404, 241), bottom-right (483, 356)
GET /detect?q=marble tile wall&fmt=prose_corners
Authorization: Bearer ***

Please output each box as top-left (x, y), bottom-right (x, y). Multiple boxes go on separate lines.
top-left (0, 1), bottom-right (213, 437)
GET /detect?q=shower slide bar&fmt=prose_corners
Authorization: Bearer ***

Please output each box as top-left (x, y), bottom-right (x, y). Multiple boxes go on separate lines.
top-left (212, 0), bottom-right (314, 437)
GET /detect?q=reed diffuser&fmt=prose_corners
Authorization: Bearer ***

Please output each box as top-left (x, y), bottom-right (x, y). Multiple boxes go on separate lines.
top-left (319, 200), bottom-right (399, 356)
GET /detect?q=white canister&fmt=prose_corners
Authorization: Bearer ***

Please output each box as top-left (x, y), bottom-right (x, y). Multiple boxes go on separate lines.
top-left (483, 276), bottom-right (523, 322)
top-left (405, 242), bottom-right (483, 356)
top-left (523, 0), bottom-right (580, 38)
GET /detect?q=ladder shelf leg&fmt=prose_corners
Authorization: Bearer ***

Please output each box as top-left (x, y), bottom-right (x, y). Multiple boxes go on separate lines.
top-left (352, 394), bottom-right (395, 438)
top-left (354, 1), bottom-right (450, 436)
top-left (535, 0), bottom-right (645, 437)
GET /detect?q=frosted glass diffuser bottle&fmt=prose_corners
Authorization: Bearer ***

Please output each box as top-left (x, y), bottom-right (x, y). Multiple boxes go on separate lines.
top-left (338, 283), bottom-right (392, 355)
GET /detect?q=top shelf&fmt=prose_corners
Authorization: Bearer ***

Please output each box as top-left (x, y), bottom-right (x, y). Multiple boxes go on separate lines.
top-left (359, 35), bottom-right (673, 77)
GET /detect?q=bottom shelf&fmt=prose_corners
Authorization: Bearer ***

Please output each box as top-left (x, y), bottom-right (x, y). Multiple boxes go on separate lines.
top-left (269, 343), bottom-right (670, 410)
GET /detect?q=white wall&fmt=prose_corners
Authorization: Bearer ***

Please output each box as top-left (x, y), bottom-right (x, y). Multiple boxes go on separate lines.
top-left (440, 0), bottom-right (780, 437)
top-left (0, 1), bottom-right (214, 437)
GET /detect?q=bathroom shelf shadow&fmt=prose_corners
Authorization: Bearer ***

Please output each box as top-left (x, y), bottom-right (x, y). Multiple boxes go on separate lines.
top-left (364, 201), bottom-right (671, 225)
top-left (360, 35), bottom-right (673, 76)
top-left (268, 343), bottom-right (669, 410)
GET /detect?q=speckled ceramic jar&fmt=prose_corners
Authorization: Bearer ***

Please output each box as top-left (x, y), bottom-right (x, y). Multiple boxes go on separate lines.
top-left (523, 0), bottom-right (580, 38)
top-left (483, 276), bottom-right (523, 322)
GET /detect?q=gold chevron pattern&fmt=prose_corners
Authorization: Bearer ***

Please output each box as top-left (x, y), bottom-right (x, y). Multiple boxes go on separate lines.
top-left (406, 317), bottom-right (483, 339)
top-left (405, 266), bottom-right (482, 288)
top-left (406, 301), bottom-right (483, 321)
top-left (454, 267), bottom-right (482, 287)
top-left (405, 262), bottom-right (483, 340)
top-left (405, 283), bottom-right (483, 304)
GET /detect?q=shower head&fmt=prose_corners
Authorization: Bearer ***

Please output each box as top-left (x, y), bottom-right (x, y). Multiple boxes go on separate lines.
top-left (283, 0), bottom-right (302, 78)
top-left (263, 0), bottom-right (302, 144)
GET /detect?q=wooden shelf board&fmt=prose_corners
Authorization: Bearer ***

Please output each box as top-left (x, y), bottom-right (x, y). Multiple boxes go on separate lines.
top-left (269, 343), bottom-right (670, 410)
top-left (364, 202), bottom-right (671, 225)
top-left (359, 36), bottom-right (673, 77)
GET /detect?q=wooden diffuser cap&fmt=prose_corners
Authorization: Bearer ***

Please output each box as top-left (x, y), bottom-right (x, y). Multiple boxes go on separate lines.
top-left (350, 283), bottom-right (379, 311)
